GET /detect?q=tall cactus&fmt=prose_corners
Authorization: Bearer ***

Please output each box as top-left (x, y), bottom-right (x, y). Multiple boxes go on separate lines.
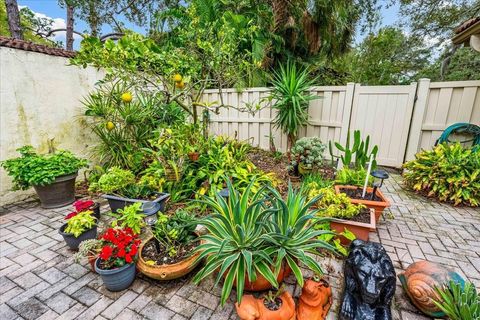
top-left (330, 130), bottom-right (378, 169)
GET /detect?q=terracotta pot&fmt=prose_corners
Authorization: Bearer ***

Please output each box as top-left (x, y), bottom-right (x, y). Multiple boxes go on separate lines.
top-left (398, 260), bottom-right (465, 318)
top-left (234, 263), bottom-right (291, 292)
top-left (188, 152), bottom-right (200, 162)
top-left (136, 236), bottom-right (202, 280)
top-left (330, 208), bottom-right (376, 245)
top-left (235, 291), bottom-right (296, 320)
top-left (297, 278), bottom-right (332, 320)
top-left (335, 185), bottom-right (390, 223)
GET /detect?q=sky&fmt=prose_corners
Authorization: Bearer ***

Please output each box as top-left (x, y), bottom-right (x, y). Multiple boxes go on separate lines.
top-left (18, 0), bottom-right (402, 50)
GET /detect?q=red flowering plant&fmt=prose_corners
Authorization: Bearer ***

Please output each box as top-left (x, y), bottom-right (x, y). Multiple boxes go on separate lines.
top-left (97, 227), bottom-right (141, 270)
top-left (65, 200), bottom-right (96, 220)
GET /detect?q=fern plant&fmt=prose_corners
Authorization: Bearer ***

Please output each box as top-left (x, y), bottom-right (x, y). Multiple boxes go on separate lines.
top-left (432, 280), bottom-right (480, 320)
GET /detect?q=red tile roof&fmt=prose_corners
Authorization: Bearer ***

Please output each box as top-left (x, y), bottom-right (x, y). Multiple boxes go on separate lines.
top-left (454, 17), bottom-right (480, 34)
top-left (0, 36), bottom-right (76, 58)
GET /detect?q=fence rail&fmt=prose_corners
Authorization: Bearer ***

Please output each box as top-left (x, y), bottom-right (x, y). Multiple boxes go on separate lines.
top-left (203, 79), bottom-right (480, 167)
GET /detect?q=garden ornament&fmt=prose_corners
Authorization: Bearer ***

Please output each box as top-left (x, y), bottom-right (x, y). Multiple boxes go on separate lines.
top-left (235, 292), bottom-right (296, 320)
top-left (370, 169), bottom-right (389, 201)
top-left (398, 260), bottom-right (465, 318)
top-left (297, 277), bottom-right (332, 320)
top-left (340, 239), bottom-right (396, 320)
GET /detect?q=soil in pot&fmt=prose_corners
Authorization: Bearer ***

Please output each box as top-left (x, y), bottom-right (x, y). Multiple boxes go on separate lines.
top-left (264, 297), bottom-right (283, 311)
top-left (342, 188), bottom-right (382, 201)
top-left (141, 238), bottom-right (200, 265)
top-left (340, 207), bottom-right (371, 224)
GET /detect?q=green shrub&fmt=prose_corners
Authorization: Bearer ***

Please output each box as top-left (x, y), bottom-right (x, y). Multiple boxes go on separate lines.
top-left (335, 167), bottom-right (372, 187)
top-left (403, 143), bottom-right (480, 206)
top-left (65, 211), bottom-right (96, 237)
top-left (290, 137), bottom-right (326, 170)
top-left (90, 167), bottom-right (155, 199)
top-left (307, 186), bottom-right (365, 219)
top-left (1, 146), bottom-right (87, 190)
top-left (303, 173), bottom-right (334, 189)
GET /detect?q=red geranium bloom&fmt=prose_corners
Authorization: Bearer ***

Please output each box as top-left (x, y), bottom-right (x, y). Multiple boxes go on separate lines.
top-left (64, 211), bottom-right (78, 220)
top-left (74, 200), bottom-right (94, 212)
top-left (125, 254), bottom-right (132, 263)
top-left (100, 245), bottom-right (113, 260)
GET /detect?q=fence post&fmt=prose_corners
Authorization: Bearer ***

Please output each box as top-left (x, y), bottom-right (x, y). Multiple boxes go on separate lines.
top-left (405, 78), bottom-right (430, 162)
top-left (336, 82), bottom-right (356, 169)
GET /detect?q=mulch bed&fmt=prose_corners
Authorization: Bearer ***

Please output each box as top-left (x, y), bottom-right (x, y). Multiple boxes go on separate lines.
top-left (142, 238), bottom-right (199, 265)
top-left (341, 187), bottom-right (382, 202)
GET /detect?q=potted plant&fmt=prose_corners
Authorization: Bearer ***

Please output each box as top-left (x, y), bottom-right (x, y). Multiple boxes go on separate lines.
top-left (307, 186), bottom-right (375, 244)
top-left (289, 137), bottom-right (326, 176)
top-left (137, 209), bottom-right (202, 280)
top-left (235, 288), bottom-right (296, 320)
top-left (95, 227), bottom-right (141, 291)
top-left (74, 239), bottom-right (102, 272)
top-left (1, 146), bottom-right (87, 208)
top-left (73, 199), bottom-right (101, 219)
top-left (334, 167), bottom-right (389, 222)
top-left (110, 202), bottom-right (146, 235)
top-left (187, 146), bottom-right (200, 162)
top-left (59, 210), bottom-right (97, 250)
top-left (192, 179), bottom-right (337, 306)
top-left (90, 167), bottom-right (169, 213)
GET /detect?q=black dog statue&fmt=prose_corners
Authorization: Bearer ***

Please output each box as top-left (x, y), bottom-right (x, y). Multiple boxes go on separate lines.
top-left (340, 239), bottom-right (396, 320)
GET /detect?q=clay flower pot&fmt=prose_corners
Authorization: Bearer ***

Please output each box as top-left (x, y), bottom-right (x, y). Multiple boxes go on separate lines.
top-left (136, 236), bottom-right (202, 280)
top-left (297, 278), bottom-right (332, 320)
top-left (34, 172), bottom-right (78, 208)
top-left (233, 263), bottom-right (292, 292)
top-left (335, 185), bottom-right (390, 223)
top-left (330, 208), bottom-right (376, 245)
top-left (235, 291), bottom-right (296, 320)
top-left (87, 254), bottom-right (97, 273)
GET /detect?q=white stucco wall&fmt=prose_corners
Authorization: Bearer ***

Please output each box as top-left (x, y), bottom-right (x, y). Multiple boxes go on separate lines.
top-left (0, 47), bottom-right (104, 206)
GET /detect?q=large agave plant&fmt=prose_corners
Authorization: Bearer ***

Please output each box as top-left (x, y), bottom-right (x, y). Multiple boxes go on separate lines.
top-left (263, 184), bottom-right (338, 287)
top-left (192, 179), bottom-right (277, 306)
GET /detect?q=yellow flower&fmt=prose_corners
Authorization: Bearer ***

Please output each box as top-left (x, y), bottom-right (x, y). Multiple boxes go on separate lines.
top-left (173, 74), bottom-right (182, 82)
top-left (121, 92), bottom-right (133, 103)
top-left (106, 121), bottom-right (115, 131)
top-left (175, 81), bottom-right (185, 89)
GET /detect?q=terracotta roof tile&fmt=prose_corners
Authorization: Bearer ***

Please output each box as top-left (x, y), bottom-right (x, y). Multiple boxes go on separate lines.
top-left (0, 36), bottom-right (76, 58)
top-left (454, 17), bottom-right (480, 34)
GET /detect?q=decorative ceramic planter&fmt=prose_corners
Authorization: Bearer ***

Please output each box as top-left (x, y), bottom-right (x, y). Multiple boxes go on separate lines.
top-left (33, 172), bottom-right (77, 208)
top-left (335, 185), bottom-right (390, 223)
top-left (235, 291), bottom-right (296, 320)
top-left (58, 224), bottom-right (97, 250)
top-left (95, 258), bottom-right (136, 291)
top-left (136, 236), bottom-right (202, 280)
top-left (330, 208), bottom-right (376, 245)
top-left (297, 278), bottom-right (332, 320)
top-left (102, 192), bottom-right (169, 213)
top-left (231, 263), bottom-right (291, 292)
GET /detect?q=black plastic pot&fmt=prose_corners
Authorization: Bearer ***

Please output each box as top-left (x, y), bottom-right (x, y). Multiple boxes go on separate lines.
top-left (59, 223), bottom-right (97, 250)
top-left (102, 192), bottom-right (169, 213)
top-left (33, 173), bottom-right (77, 209)
top-left (91, 202), bottom-right (101, 220)
top-left (95, 258), bottom-right (136, 291)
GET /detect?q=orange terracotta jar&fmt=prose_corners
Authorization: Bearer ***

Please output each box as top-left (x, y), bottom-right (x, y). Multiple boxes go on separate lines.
top-left (235, 292), bottom-right (296, 320)
top-left (242, 264), bottom-right (292, 291)
top-left (297, 278), bottom-right (332, 320)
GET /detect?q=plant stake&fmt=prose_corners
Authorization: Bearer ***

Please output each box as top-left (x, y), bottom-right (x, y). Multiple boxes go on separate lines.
top-left (362, 154), bottom-right (374, 198)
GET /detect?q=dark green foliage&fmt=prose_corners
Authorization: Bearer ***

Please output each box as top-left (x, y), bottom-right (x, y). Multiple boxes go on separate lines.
top-left (1, 146), bottom-right (87, 190)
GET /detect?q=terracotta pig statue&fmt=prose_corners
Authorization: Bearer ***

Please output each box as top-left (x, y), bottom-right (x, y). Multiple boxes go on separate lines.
top-left (297, 278), bottom-right (332, 320)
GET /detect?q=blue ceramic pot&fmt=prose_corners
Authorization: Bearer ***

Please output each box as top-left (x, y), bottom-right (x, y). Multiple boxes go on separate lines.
top-left (95, 258), bottom-right (136, 291)
top-left (59, 224), bottom-right (97, 250)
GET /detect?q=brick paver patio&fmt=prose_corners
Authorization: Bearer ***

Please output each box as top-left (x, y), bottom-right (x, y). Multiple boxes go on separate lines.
top-left (1, 172), bottom-right (479, 320)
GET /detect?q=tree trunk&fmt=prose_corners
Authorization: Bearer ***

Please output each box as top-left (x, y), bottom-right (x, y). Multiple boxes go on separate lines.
top-left (5, 0), bottom-right (23, 40)
top-left (66, 4), bottom-right (74, 50)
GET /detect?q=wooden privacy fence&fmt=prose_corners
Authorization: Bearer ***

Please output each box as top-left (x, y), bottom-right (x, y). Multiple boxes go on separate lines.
top-left (202, 79), bottom-right (480, 168)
